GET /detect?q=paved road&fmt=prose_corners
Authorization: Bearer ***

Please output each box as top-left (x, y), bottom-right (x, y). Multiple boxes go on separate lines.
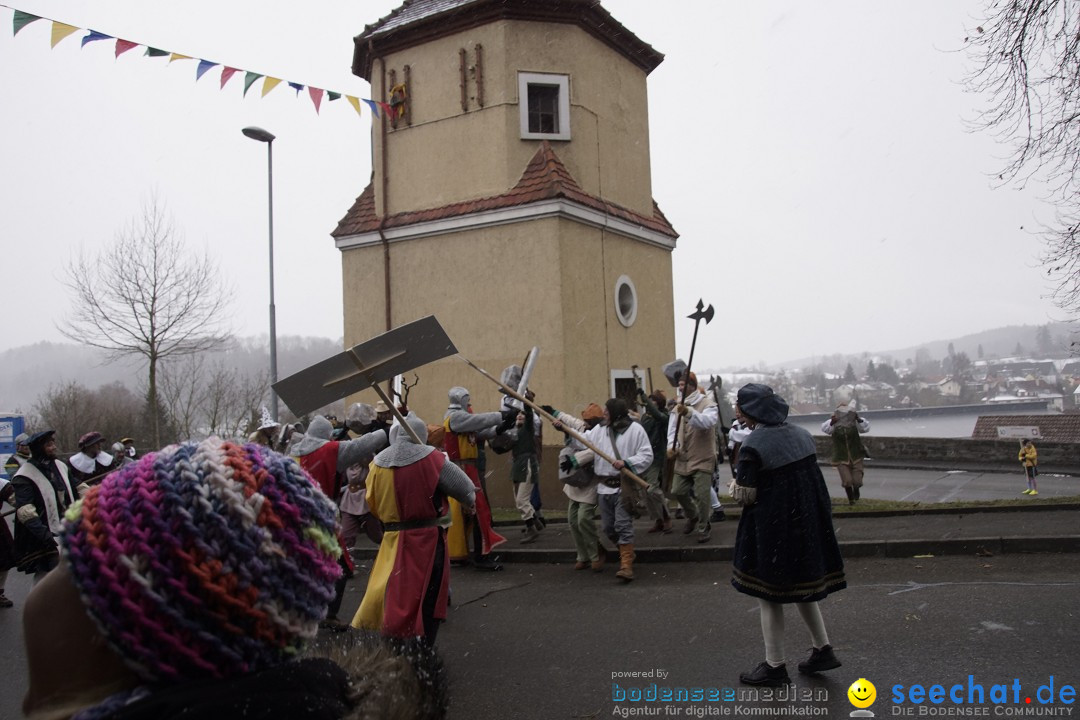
top-left (825, 465), bottom-right (1076, 503)
top-left (4, 554), bottom-right (1078, 719)
top-left (428, 554), bottom-right (1080, 718)
top-left (1, 466), bottom-right (1077, 719)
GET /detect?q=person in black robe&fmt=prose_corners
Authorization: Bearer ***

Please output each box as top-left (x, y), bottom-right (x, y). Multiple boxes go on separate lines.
top-left (729, 383), bottom-right (846, 687)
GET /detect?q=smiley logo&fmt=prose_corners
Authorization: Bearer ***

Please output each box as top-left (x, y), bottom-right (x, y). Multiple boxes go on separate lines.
top-left (847, 678), bottom-right (877, 709)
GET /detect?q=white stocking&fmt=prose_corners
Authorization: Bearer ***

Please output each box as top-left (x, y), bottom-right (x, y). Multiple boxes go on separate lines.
top-left (796, 601), bottom-right (830, 648)
top-left (758, 598), bottom-right (786, 666)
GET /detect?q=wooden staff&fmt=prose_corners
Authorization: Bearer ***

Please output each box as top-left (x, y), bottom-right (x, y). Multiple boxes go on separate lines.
top-left (458, 354), bottom-right (649, 489)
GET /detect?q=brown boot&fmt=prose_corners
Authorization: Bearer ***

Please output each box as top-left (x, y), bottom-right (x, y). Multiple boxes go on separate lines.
top-left (647, 519), bottom-right (664, 533)
top-left (592, 542), bottom-right (606, 572)
top-left (844, 486), bottom-right (855, 505)
top-left (615, 543), bottom-right (635, 582)
top-left (573, 561), bottom-right (588, 570)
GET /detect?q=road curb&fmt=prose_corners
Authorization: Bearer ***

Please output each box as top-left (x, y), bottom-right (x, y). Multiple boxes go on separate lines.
top-left (490, 502), bottom-right (1080, 525)
top-left (348, 534), bottom-right (1080, 565)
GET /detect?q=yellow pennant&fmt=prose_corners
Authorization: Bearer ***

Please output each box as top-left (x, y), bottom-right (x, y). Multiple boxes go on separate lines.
top-left (50, 22), bottom-right (79, 48)
top-left (261, 77), bottom-right (283, 97)
top-left (346, 95), bottom-right (363, 116)
top-left (168, 53), bottom-right (192, 63)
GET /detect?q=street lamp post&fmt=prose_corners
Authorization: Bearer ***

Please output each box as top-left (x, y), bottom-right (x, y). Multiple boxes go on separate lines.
top-left (242, 126), bottom-right (279, 423)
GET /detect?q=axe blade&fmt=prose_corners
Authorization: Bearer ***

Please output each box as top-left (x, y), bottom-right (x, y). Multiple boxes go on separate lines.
top-left (688, 302), bottom-right (715, 324)
top-left (662, 359), bottom-right (687, 387)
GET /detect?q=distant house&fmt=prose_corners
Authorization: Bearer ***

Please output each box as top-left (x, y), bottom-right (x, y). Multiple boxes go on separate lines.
top-left (972, 414), bottom-right (1080, 443)
top-left (934, 376), bottom-right (962, 398)
top-left (987, 360), bottom-right (1059, 384)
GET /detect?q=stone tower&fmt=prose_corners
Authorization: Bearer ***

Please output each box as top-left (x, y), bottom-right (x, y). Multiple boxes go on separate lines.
top-left (332, 0), bottom-right (678, 478)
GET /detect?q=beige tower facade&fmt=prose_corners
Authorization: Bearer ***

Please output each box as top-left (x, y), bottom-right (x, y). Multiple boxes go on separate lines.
top-left (332, 0), bottom-right (678, 506)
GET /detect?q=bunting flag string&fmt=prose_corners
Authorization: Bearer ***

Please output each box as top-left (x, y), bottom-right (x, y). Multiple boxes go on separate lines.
top-left (2, 3), bottom-right (384, 122)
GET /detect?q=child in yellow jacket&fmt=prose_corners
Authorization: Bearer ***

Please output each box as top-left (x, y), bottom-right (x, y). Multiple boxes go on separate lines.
top-left (1018, 440), bottom-right (1038, 495)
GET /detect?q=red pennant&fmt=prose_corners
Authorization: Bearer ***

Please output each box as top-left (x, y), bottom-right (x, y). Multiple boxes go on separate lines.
top-left (308, 87), bottom-right (324, 114)
top-left (220, 66), bottom-right (239, 89)
top-left (115, 39), bottom-right (139, 58)
top-left (377, 101), bottom-right (393, 117)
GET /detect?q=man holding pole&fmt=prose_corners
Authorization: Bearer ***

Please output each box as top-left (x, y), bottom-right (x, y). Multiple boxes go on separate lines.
top-left (667, 371), bottom-right (720, 543)
top-left (547, 399), bottom-right (652, 583)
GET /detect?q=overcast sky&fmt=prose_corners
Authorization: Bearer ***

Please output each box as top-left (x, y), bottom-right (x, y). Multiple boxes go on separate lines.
top-left (0, 0), bottom-right (1065, 371)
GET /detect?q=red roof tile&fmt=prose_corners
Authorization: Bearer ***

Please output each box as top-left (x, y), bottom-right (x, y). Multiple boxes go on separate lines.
top-left (332, 141), bottom-right (678, 241)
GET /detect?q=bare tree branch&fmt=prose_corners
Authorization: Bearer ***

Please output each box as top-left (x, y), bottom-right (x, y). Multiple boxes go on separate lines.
top-left (966, 1), bottom-right (1080, 321)
top-left (59, 196), bottom-right (235, 445)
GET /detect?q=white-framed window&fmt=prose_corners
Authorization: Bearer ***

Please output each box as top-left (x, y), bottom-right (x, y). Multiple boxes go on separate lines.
top-left (518, 72), bottom-right (571, 141)
top-left (614, 274), bottom-right (638, 328)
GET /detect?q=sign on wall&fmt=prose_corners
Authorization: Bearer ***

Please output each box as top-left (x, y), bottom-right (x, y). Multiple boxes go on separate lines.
top-left (996, 426), bottom-right (1042, 439)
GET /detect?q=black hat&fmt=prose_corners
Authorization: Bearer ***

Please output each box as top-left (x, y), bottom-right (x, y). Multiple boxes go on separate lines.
top-left (736, 384), bottom-right (789, 425)
top-left (27, 429), bottom-right (56, 452)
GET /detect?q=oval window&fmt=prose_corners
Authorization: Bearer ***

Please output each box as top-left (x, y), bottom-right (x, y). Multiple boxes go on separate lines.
top-left (614, 275), bottom-right (638, 328)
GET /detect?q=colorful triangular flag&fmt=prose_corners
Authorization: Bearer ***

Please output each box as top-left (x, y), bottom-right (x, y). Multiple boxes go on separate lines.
top-left (243, 72), bottom-right (263, 97)
top-left (362, 98), bottom-right (380, 117)
top-left (308, 87), bottom-right (324, 114)
top-left (377, 101), bottom-right (393, 117)
top-left (196, 60), bottom-right (218, 81)
top-left (347, 96), bottom-right (363, 116)
top-left (115, 39), bottom-right (139, 57)
top-left (145, 47), bottom-right (169, 57)
top-left (81, 30), bottom-right (111, 47)
top-left (168, 52), bottom-right (191, 63)
top-left (289, 82), bottom-right (304, 95)
top-left (50, 22), bottom-right (79, 48)
top-left (13, 11), bottom-right (41, 36)
top-left (327, 91), bottom-right (341, 102)
top-left (262, 77), bottom-right (282, 97)
top-left (220, 67), bottom-right (239, 89)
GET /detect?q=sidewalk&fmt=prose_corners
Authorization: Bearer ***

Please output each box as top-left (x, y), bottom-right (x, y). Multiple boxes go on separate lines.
top-left (350, 504), bottom-right (1080, 564)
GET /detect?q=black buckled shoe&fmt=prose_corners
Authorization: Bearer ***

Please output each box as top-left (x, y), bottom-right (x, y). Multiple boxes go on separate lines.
top-left (739, 661), bottom-right (791, 687)
top-left (798, 645), bottom-right (842, 674)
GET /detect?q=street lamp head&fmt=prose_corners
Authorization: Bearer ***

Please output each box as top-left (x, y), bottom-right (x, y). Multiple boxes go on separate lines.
top-left (242, 126), bottom-right (275, 143)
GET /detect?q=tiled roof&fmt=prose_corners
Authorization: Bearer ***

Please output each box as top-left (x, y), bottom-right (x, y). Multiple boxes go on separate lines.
top-left (352, 0), bottom-right (664, 79)
top-left (971, 415), bottom-right (1080, 443)
top-left (361, 0), bottom-right (487, 39)
top-left (332, 141), bottom-right (678, 240)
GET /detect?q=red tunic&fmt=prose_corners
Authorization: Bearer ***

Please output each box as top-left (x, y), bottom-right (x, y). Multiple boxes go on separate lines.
top-left (353, 451), bottom-right (449, 637)
top-left (442, 419), bottom-right (505, 558)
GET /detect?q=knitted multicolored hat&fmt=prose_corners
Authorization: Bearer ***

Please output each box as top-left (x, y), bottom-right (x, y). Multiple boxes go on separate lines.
top-left (60, 438), bottom-right (342, 683)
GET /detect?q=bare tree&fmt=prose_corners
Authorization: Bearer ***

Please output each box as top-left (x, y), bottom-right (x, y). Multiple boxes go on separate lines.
top-left (158, 354), bottom-right (209, 441)
top-left (33, 381), bottom-right (143, 454)
top-left (60, 197), bottom-right (233, 447)
top-left (965, 2), bottom-right (1080, 317)
top-left (32, 381), bottom-right (94, 454)
top-left (201, 361), bottom-right (270, 441)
